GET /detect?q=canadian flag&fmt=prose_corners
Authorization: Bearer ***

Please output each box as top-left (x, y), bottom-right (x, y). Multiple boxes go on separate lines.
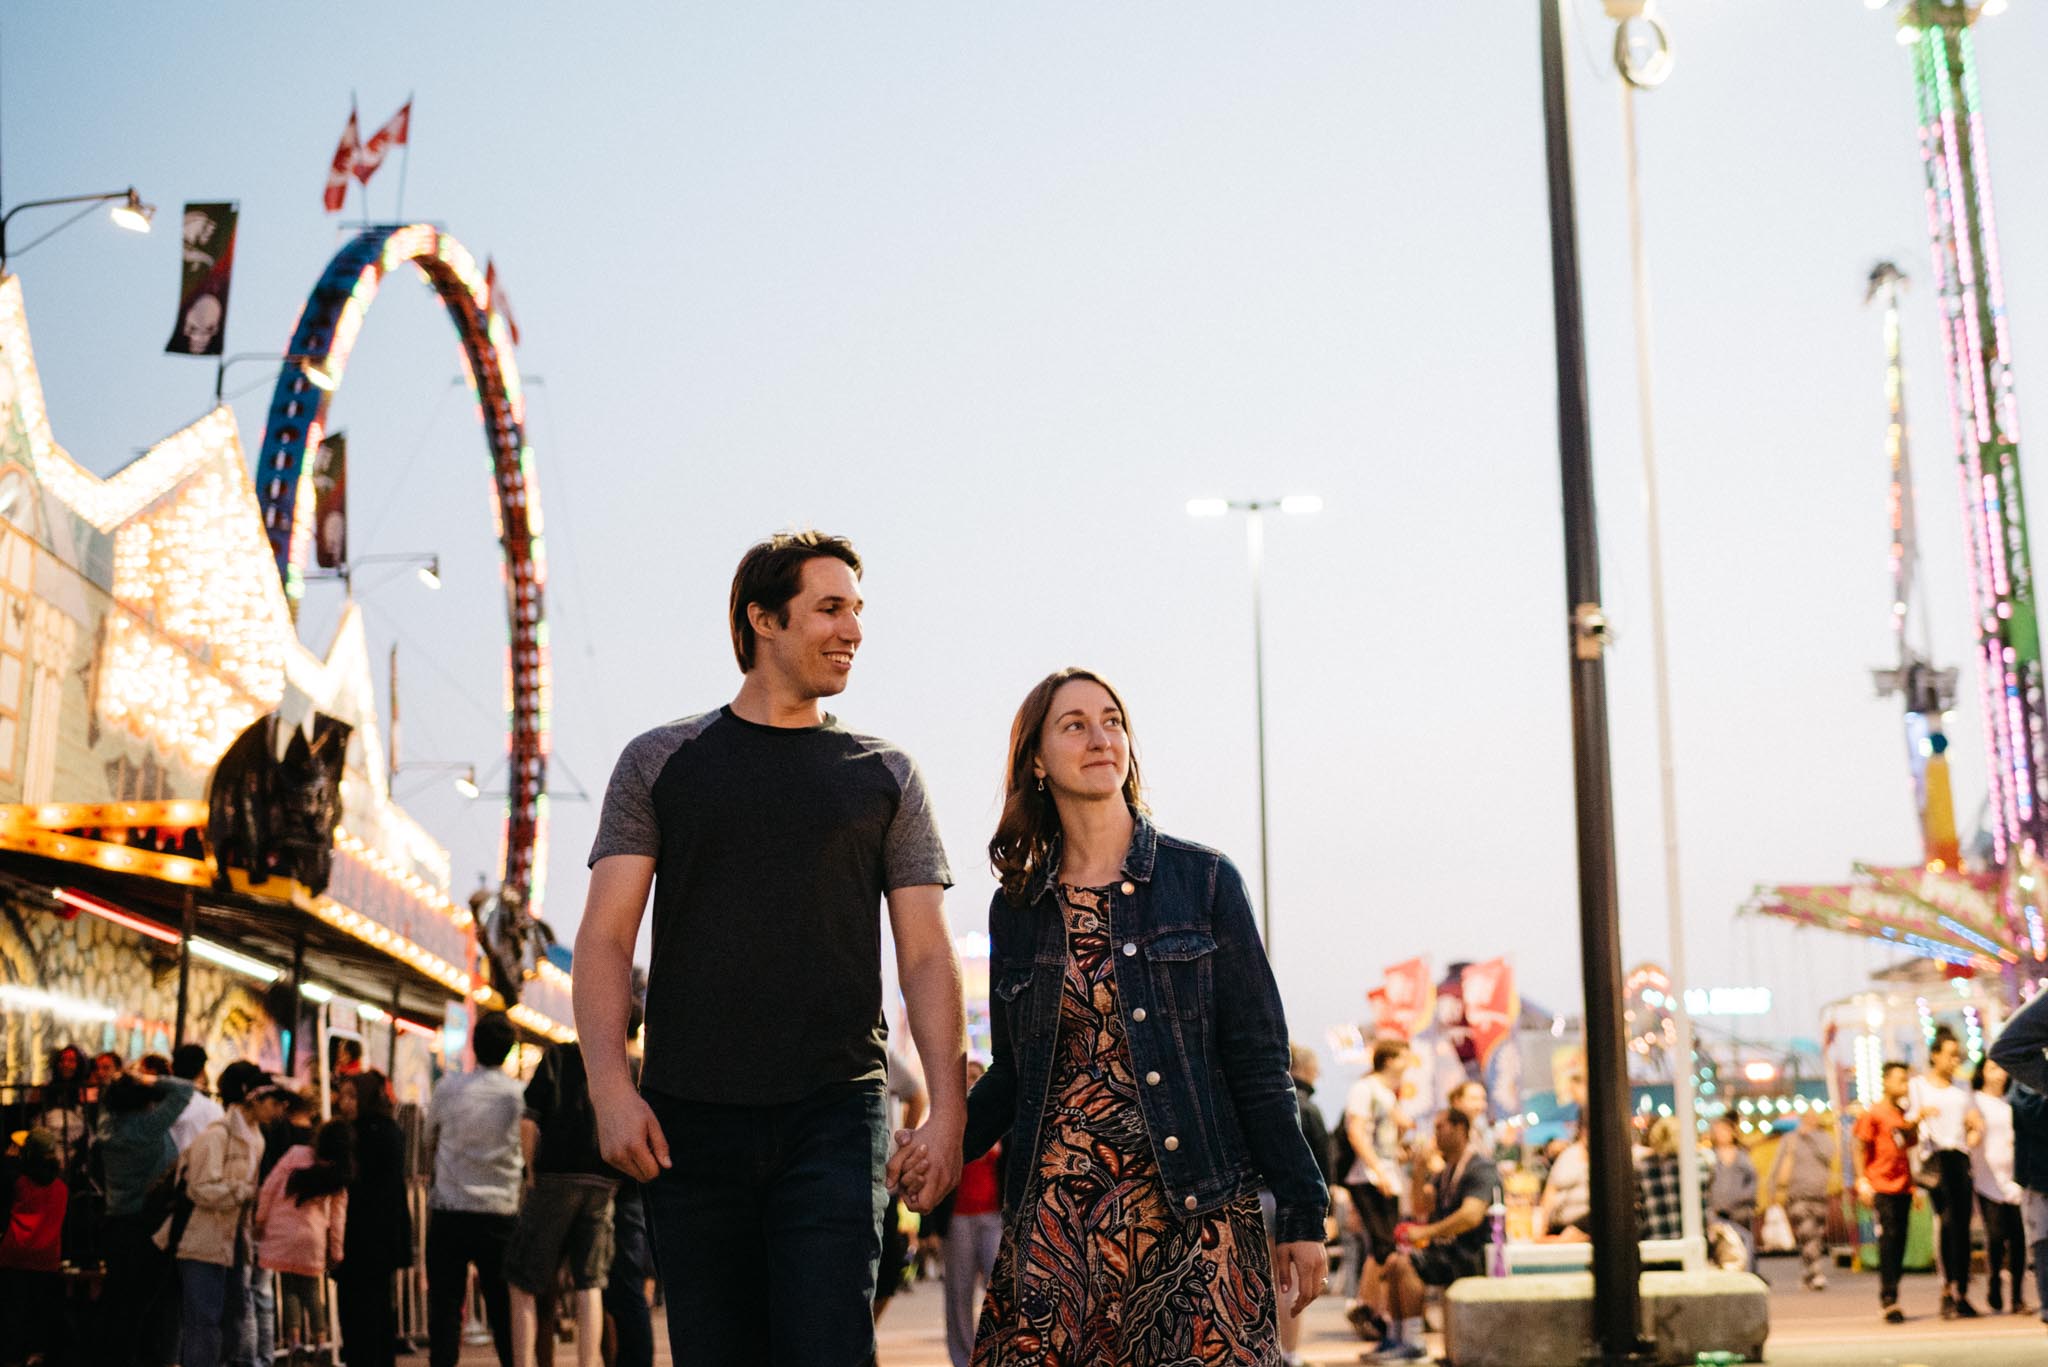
top-left (323, 108), bottom-right (361, 212)
top-left (354, 100), bottom-right (412, 185)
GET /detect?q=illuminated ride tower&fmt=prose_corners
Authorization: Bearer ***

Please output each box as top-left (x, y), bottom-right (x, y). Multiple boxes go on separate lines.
top-left (1895, 0), bottom-right (2048, 967)
top-left (1866, 261), bottom-right (1962, 874)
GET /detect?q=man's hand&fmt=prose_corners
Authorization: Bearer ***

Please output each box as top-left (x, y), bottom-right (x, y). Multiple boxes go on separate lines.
top-left (1855, 1177), bottom-right (1874, 1206)
top-left (886, 1110), bottom-right (964, 1214)
top-left (1275, 1239), bottom-right (1329, 1316)
top-left (591, 1079), bottom-right (669, 1182)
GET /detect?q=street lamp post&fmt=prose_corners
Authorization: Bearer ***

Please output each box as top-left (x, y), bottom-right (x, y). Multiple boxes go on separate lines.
top-left (1187, 494), bottom-right (1322, 951)
top-left (0, 188), bottom-right (154, 271)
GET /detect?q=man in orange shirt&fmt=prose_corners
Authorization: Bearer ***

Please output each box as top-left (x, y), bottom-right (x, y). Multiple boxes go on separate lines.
top-left (1854, 1061), bottom-right (1920, 1324)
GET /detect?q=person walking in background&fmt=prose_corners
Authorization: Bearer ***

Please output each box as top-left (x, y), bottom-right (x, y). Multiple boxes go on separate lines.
top-left (425, 1010), bottom-right (524, 1367)
top-left (574, 531), bottom-right (966, 1367)
top-left (335, 1071), bottom-right (413, 1367)
top-left (940, 1059), bottom-right (1002, 1367)
top-left (96, 1062), bottom-right (195, 1364)
top-left (505, 1039), bottom-right (620, 1367)
top-left (174, 1061), bottom-right (289, 1367)
top-left (1276, 1043), bottom-right (1334, 1367)
top-left (942, 668), bottom-right (1328, 1365)
top-left (1343, 1038), bottom-right (1413, 1346)
top-left (1707, 1117), bottom-right (1759, 1271)
top-left (1770, 1109), bottom-right (1835, 1290)
top-left (1855, 1060), bottom-right (1920, 1325)
top-left (1991, 982), bottom-right (2048, 1325)
top-left (257, 1118), bottom-right (352, 1362)
top-left (600, 1185), bottom-right (655, 1367)
top-left (0, 1128), bottom-right (70, 1364)
top-left (1911, 1027), bottom-right (1983, 1318)
top-left (1970, 1056), bottom-right (2028, 1314)
top-left (168, 1043), bottom-right (224, 1154)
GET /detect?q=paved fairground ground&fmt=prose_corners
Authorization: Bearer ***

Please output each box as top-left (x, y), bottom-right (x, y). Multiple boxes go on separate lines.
top-left (455, 1253), bottom-right (2048, 1365)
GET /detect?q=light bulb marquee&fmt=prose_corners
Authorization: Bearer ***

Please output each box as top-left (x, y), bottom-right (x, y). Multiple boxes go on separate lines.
top-left (253, 226), bottom-right (550, 916)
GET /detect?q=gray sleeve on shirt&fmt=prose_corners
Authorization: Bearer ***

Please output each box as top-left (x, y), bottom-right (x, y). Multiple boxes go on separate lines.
top-left (587, 713), bottom-right (717, 866)
top-left (877, 748), bottom-right (952, 891)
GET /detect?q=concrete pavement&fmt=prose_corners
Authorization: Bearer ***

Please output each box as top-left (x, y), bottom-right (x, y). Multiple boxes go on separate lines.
top-left (458, 1250), bottom-right (2048, 1364)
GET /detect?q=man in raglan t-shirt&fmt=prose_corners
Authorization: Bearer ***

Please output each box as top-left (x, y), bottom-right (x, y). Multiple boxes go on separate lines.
top-left (573, 530), bottom-right (967, 1367)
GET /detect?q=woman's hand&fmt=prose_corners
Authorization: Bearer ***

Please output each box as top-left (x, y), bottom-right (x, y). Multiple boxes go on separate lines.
top-left (1274, 1239), bottom-right (1330, 1316)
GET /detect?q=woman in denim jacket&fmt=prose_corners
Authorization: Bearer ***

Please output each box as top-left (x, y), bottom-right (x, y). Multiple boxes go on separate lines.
top-left (931, 667), bottom-right (1327, 1365)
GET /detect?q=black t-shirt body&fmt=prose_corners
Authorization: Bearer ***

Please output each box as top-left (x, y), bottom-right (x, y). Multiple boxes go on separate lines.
top-left (524, 1043), bottom-right (619, 1178)
top-left (1437, 1152), bottom-right (1500, 1257)
top-left (589, 706), bottom-right (951, 1106)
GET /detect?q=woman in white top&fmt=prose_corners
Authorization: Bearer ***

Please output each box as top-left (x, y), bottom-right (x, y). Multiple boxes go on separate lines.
top-left (1909, 1028), bottom-right (1984, 1317)
top-left (1971, 1057), bottom-right (2030, 1314)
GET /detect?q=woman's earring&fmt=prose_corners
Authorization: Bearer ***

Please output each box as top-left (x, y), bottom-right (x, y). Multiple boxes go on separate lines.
top-left (1035, 775), bottom-right (1046, 793)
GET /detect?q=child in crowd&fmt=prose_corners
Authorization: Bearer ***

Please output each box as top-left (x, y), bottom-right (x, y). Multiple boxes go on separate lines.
top-left (257, 1118), bottom-right (353, 1362)
top-left (0, 1128), bottom-right (70, 1364)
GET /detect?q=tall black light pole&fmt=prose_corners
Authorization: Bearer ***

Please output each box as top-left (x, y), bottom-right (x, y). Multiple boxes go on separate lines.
top-left (1538, 2), bottom-right (1652, 1362)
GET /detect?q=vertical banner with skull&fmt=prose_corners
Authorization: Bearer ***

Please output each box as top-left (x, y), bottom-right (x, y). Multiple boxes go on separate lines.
top-left (165, 202), bottom-right (238, 357)
top-left (311, 432), bottom-right (347, 569)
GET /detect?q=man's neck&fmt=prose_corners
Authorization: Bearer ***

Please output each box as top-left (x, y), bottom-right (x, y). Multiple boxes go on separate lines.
top-left (730, 673), bottom-right (826, 728)
top-left (1056, 796), bottom-right (1133, 881)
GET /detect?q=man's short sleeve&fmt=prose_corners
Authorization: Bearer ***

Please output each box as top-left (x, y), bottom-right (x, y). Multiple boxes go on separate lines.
top-left (879, 751), bottom-right (952, 891)
top-left (588, 725), bottom-right (682, 865)
top-left (523, 1047), bottom-right (560, 1126)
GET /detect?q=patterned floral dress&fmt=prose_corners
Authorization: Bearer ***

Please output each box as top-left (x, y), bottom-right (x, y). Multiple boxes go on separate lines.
top-left (973, 885), bottom-right (1280, 1367)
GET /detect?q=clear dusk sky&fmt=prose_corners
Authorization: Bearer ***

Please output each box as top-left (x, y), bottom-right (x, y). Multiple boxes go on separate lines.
top-left (8, 2), bottom-right (2046, 1088)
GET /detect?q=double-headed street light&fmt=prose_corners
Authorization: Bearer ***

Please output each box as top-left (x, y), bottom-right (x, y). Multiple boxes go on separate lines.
top-left (0, 187), bottom-right (155, 271)
top-left (1186, 494), bottom-right (1322, 951)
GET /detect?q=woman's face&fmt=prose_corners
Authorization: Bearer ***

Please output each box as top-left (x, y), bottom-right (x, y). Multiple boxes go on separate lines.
top-left (336, 1080), bottom-right (360, 1122)
top-left (1034, 679), bottom-right (1129, 800)
top-left (1983, 1058), bottom-right (2008, 1096)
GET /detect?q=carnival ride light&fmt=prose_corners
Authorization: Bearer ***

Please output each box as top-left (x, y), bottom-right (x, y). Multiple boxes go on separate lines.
top-left (1743, 1061), bottom-right (1777, 1083)
top-left (355, 1002), bottom-right (388, 1023)
top-left (0, 983), bottom-right (118, 1021)
top-left (187, 938), bottom-right (281, 984)
top-left (52, 886), bottom-right (179, 944)
top-left (298, 982), bottom-right (334, 1004)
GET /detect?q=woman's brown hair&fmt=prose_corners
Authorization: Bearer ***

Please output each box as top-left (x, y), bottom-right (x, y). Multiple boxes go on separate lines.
top-left (988, 667), bottom-right (1146, 903)
top-left (348, 1069), bottom-right (395, 1122)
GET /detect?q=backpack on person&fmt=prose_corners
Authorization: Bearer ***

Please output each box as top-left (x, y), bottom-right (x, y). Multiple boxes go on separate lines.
top-left (144, 1156), bottom-right (196, 1251)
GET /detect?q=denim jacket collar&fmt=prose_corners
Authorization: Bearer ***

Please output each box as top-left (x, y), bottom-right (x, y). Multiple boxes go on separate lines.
top-left (1024, 811), bottom-right (1158, 905)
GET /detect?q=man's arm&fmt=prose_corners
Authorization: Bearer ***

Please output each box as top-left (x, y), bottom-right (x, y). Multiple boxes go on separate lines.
top-left (1423, 1196), bottom-right (1490, 1244)
top-left (572, 854), bottom-right (666, 1181)
top-left (520, 1117), bottom-right (541, 1188)
top-left (884, 883), bottom-right (965, 1213)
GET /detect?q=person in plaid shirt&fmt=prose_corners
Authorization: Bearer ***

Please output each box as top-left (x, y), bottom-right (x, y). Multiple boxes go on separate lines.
top-left (1635, 1116), bottom-right (1702, 1242)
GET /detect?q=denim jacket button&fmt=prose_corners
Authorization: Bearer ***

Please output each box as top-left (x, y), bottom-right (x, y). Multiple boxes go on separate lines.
top-left (1145, 1071), bottom-right (1161, 1085)
top-left (1164, 1135), bottom-right (1180, 1151)
top-left (1122, 942), bottom-right (1137, 957)
top-left (1120, 880), bottom-right (1135, 895)
top-left (1184, 1195), bottom-right (1198, 1211)
top-left (1131, 1008), bottom-right (1147, 1023)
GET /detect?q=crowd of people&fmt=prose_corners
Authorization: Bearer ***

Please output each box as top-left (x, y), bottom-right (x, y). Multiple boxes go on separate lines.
top-left (0, 1016), bottom-right (656, 1367)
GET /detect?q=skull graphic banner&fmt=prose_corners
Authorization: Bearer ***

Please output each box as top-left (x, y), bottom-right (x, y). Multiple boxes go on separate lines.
top-left (165, 201), bottom-right (238, 357)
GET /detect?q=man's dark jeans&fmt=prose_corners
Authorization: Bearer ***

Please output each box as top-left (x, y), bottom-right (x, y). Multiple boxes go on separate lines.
top-left (1874, 1190), bottom-right (1913, 1306)
top-left (643, 1080), bottom-right (886, 1367)
top-left (425, 1208), bottom-right (515, 1367)
top-left (1932, 1150), bottom-right (1974, 1295)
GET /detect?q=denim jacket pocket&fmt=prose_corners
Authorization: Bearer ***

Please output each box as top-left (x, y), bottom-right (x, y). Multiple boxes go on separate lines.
top-left (1143, 929), bottom-right (1216, 1019)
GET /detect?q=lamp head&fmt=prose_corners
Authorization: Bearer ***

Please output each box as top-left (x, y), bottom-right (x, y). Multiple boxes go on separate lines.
top-left (455, 766), bottom-right (480, 799)
top-left (417, 556), bottom-right (442, 591)
top-left (109, 190), bottom-right (155, 234)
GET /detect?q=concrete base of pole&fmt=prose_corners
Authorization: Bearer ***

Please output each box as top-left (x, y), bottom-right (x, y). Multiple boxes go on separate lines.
top-left (1442, 1270), bottom-right (1768, 1367)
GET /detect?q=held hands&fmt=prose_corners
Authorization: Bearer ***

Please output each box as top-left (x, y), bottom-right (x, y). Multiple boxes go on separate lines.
top-left (1274, 1239), bottom-right (1329, 1317)
top-left (884, 1110), bottom-right (964, 1214)
top-left (591, 1079), bottom-right (670, 1182)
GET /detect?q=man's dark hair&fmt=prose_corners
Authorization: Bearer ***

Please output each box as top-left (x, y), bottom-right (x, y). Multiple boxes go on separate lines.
top-left (1882, 1059), bottom-right (1910, 1078)
top-left (1438, 1107), bottom-right (1472, 1135)
top-left (727, 531), bottom-right (862, 672)
top-left (171, 1043), bottom-right (208, 1082)
top-left (1929, 1025), bottom-right (1960, 1055)
top-left (472, 1011), bottom-right (516, 1069)
top-left (1371, 1038), bottom-right (1408, 1074)
top-left (140, 1053), bottom-right (172, 1076)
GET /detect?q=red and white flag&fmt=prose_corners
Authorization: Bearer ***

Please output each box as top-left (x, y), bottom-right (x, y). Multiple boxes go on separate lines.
top-left (485, 258), bottom-right (521, 347)
top-left (353, 100), bottom-right (412, 185)
top-left (323, 107), bottom-right (361, 213)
